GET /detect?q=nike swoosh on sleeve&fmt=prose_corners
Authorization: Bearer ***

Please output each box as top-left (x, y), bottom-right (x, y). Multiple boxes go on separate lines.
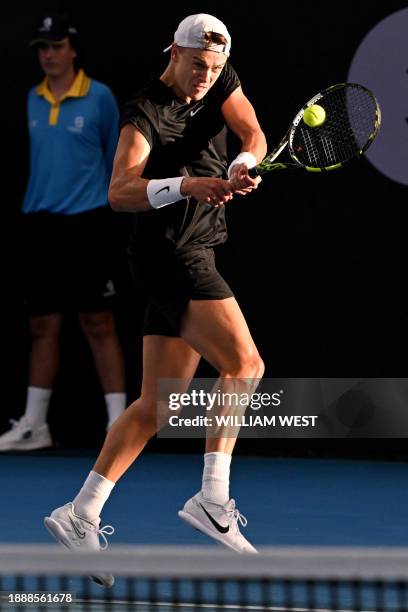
top-left (155, 186), bottom-right (170, 195)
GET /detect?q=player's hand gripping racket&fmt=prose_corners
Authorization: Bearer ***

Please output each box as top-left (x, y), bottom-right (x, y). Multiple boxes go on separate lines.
top-left (249, 83), bottom-right (381, 176)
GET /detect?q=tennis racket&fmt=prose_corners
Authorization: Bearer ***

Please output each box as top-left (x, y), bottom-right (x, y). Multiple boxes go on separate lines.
top-left (249, 83), bottom-right (381, 176)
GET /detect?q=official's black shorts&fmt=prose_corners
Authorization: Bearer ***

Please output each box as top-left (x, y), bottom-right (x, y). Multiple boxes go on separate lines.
top-left (21, 207), bottom-right (117, 316)
top-left (128, 247), bottom-right (234, 337)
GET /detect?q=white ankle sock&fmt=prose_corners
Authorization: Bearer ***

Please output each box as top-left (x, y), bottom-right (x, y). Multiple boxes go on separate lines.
top-left (24, 386), bottom-right (52, 428)
top-left (105, 392), bottom-right (126, 428)
top-left (73, 470), bottom-right (115, 523)
top-left (201, 452), bottom-right (231, 505)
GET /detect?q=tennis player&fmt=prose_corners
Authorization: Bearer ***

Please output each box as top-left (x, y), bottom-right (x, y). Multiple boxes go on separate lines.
top-left (45, 13), bottom-right (267, 584)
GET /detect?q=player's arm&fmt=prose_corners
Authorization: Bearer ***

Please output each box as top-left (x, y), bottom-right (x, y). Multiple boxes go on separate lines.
top-left (221, 87), bottom-right (267, 192)
top-left (108, 124), bottom-right (153, 212)
top-left (109, 124), bottom-right (234, 212)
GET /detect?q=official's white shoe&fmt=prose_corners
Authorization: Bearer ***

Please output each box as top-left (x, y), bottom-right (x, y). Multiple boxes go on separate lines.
top-left (44, 502), bottom-right (115, 587)
top-left (0, 417), bottom-right (52, 451)
top-left (178, 491), bottom-right (258, 554)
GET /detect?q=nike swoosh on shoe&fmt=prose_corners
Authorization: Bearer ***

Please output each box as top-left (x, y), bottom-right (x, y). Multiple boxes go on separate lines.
top-left (199, 503), bottom-right (229, 533)
top-left (68, 516), bottom-right (86, 539)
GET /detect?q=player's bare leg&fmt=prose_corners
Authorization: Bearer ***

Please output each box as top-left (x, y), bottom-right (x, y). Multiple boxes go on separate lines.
top-left (44, 334), bottom-right (201, 584)
top-left (178, 297), bottom-right (264, 553)
top-left (93, 335), bottom-right (201, 480)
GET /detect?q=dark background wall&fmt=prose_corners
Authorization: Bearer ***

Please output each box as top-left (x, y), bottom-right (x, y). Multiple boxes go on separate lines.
top-left (2, 1), bottom-right (408, 455)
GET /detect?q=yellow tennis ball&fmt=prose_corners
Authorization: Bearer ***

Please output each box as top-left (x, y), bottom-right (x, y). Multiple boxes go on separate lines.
top-left (303, 104), bottom-right (326, 127)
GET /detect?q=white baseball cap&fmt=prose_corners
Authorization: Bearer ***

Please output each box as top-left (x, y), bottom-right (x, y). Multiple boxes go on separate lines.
top-left (163, 13), bottom-right (231, 57)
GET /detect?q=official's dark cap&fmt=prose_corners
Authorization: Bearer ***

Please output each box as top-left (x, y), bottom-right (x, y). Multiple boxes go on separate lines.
top-left (29, 14), bottom-right (79, 46)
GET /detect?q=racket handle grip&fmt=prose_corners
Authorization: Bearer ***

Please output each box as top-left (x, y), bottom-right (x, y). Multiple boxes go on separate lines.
top-left (248, 167), bottom-right (260, 178)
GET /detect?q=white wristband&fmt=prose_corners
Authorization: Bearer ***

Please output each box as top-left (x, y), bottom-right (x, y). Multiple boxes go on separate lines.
top-left (147, 177), bottom-right (185, 209)
top-left (227, 152), bottom-right (257, 178)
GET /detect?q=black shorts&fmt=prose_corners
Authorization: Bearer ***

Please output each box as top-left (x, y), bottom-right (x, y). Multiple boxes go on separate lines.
top-left (128, 247), bottom-right (234, 337)
top-left (21, 208), bottom-right (117, 316)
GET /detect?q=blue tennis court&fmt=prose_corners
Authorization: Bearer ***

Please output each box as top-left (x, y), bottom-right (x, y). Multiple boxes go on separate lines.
top-left (1, 453), bottom-right (407, 547)
top-left (1, 453), bottom-right (408, 611)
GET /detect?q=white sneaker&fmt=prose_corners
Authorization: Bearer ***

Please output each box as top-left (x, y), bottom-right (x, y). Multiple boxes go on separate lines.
top-left (178, 491), bottom-right (258, 554)
top-left (0, 417), bottom-right (52, 451)
top-left (44, 502), bottom-right (115, 587)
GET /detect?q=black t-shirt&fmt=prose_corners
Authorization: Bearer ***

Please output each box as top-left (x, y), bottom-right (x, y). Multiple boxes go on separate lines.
top-left (120, 62), bottom-right (240, 253)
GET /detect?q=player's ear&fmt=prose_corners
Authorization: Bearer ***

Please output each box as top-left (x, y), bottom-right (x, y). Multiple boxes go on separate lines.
top-left (171, 44), bottom-right (179, 63)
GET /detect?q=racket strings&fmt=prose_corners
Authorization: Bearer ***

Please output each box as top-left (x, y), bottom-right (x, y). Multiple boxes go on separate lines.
top-left (291, 85), bottom-right (379, 168)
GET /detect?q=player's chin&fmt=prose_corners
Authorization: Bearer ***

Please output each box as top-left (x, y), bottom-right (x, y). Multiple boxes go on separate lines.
top-left (190, 85), bottom-right (208, 100)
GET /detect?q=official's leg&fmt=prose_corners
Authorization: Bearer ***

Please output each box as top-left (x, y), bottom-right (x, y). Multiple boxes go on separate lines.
top-left (79, 310), bottom-right (127, 427)
top-left (0, 313), bottom-right (61, 451)
top-left (29, 313), bottom-right (63, 388)
top-left (79, 310), bottom-right (125, 393)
